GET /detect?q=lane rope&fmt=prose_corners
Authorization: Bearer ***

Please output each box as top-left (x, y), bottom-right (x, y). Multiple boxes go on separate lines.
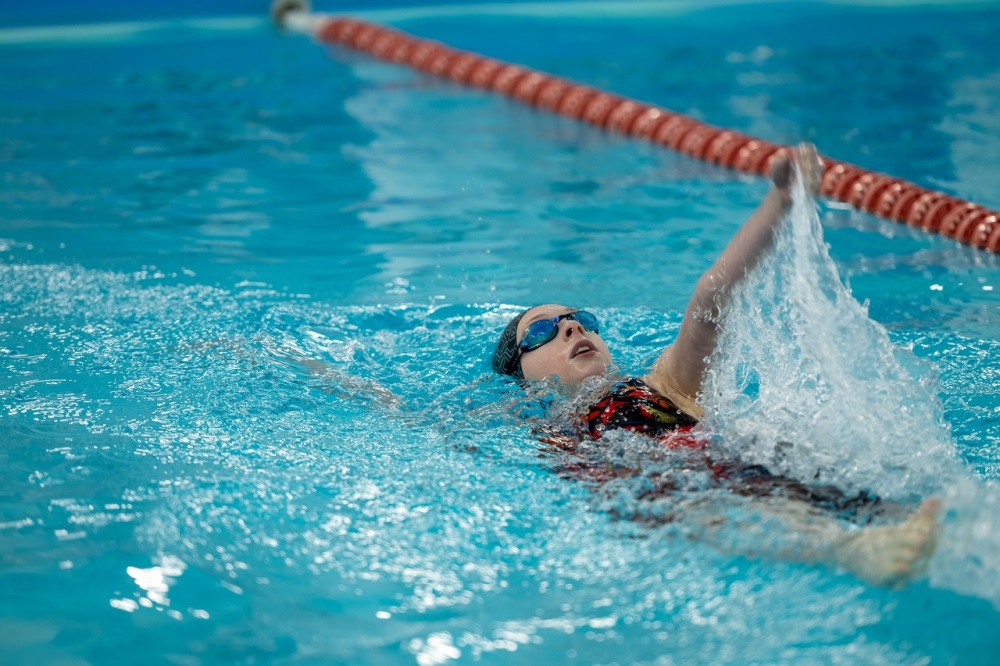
top-left (272, 0), bottom-right (1000, 253)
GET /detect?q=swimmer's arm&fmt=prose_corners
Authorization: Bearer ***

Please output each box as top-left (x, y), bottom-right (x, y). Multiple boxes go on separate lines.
top-left (645, 144), bottom-right (821, 409)
top-left (281, 353), bottom-right (403, 408)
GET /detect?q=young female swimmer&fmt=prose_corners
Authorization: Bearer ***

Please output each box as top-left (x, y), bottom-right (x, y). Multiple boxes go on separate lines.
top-left (491, 143), bottom-right (940, 587)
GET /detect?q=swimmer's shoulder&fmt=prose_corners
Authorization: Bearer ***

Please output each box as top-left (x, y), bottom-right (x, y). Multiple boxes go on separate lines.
top-left (640, 367), bottom-right (704, 421)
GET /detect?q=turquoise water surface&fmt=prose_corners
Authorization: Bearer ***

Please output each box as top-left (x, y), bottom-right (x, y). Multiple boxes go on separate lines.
top-left (2, 1), bottom-right (1000, 663)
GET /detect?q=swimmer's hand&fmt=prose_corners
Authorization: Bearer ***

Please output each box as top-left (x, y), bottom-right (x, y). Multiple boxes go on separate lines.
top-left (771, 142), bottom-right (822, 206)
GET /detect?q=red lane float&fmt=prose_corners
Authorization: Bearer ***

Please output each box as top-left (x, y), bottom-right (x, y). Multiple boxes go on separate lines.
top-left (309, 15), bottom-right (999, 253)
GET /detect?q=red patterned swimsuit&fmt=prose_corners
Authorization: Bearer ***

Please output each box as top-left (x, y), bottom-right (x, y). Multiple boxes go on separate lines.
top-left (585, 378), bottom-right (702, 450)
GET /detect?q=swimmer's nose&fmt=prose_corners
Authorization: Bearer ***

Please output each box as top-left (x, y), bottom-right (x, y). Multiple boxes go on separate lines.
top-left (561, 319), bottom-right (586, 339)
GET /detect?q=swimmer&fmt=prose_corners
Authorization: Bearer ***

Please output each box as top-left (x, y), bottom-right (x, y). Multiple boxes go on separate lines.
top-left (491, 143), bottom-right (940, 587)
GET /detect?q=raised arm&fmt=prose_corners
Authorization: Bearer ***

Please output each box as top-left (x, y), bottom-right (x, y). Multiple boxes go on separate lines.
top-left (643, 143), bottom-right (822, 417)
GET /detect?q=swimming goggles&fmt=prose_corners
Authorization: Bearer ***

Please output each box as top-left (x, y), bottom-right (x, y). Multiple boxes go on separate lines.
top-left (518, 310), bottom-right (600, 354)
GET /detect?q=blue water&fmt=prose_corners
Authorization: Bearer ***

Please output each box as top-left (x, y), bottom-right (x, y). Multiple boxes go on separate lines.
top-left (2, 1), bottom-right (999, 663)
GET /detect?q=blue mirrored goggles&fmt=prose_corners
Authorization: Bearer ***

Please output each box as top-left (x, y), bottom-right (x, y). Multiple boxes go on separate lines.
top-left (518, 310), bottom-right (600, 354)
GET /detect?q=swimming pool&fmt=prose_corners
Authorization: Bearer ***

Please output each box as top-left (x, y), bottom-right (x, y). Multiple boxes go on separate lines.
top-left (2, 0), bottom-right (999, 663)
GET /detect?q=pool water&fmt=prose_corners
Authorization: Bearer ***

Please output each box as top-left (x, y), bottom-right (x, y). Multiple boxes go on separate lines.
top-left (2, 1), bottom-right (999, 663)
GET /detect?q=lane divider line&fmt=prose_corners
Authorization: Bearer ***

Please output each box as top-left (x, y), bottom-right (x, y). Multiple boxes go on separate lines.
top-left (272, 1), bottom-right (1000, 253)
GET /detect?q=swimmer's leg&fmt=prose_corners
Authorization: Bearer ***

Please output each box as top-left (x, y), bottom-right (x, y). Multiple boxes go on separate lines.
top-left (677, 495), bottom-right (940, 588)
top-left (832, 497), bottom-right (940, 587)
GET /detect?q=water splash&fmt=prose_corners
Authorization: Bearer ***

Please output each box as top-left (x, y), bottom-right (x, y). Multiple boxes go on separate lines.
top-left (701, 175), bottom-right (960, 500)
top-left (693, 174), bottom-right (1000, 609)
top-left (924, 477), bottom-right (1000, 608)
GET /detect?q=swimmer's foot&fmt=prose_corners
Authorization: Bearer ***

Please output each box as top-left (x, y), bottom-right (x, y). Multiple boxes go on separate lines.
top-left (834, 498), bottom-right (941, 588)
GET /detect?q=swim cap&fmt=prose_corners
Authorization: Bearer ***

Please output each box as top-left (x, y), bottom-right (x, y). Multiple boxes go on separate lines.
top-left (492, 308), bottom-right (529, 379)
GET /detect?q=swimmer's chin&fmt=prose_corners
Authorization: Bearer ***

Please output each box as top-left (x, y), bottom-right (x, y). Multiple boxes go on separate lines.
top-left (528, 364), bottom-right (621, 395)
top-left (580, 358), bottom-right (618, 381)
top-left (559, 353), bottom-right (615, 384)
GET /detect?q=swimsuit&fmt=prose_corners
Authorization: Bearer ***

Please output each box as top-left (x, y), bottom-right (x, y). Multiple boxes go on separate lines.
top-left (586, 377), bottom-right (700, 449)
top-left (569, 378), bottom-right (883, 522)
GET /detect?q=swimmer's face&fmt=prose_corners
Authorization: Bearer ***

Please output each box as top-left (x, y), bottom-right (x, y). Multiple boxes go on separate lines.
top-left (517, 304), bottom-right (613, 384)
